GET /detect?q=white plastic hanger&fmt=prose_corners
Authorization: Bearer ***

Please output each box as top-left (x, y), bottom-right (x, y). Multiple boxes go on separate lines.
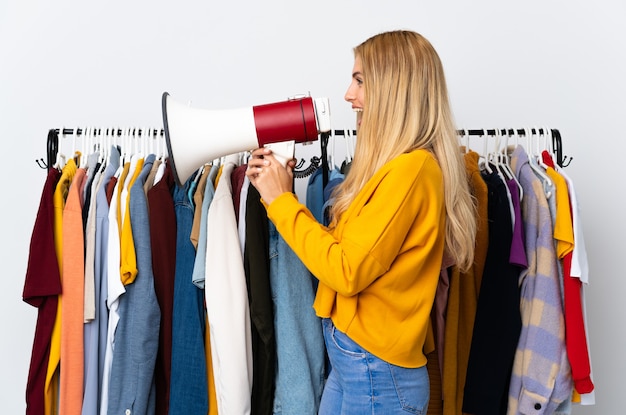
top-left (542, 126), bottom-right (557, 166)
top-left (480, 130), bottom-right (493, 173)
top-left (526, 127), bottom-right (552, 198)
top-left (505, 129), bottom-right (524, 201)
top-left (328, 130), bottom-right (336, 170)
top-left (502, 129), bottom-right (524, 201)
top-left (53, 126), bottom-right (67, 169)
top-left (491, 128), bottom-right (509, 182)
top-left (461, 128), bottom-right (469, 154)
top-left (536, 126), bottom-right (551, 170)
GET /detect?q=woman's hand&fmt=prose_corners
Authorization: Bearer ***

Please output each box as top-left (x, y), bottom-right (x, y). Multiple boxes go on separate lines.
top-left (245, 147), bottom-right (296, 205)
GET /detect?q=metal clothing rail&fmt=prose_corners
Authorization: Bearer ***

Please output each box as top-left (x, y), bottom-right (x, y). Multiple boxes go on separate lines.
top-left (39, 126), bottom-right (570, 174)
top-left (53, 127), bottom-right (164, 137)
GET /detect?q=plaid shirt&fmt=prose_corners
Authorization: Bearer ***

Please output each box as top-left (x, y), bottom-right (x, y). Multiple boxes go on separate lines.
top-left (508, 147), bottom-right (573, 415)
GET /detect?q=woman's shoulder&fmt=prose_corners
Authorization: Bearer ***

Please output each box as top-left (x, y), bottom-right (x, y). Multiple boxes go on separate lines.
top-left (385, 149), bottom-right (439, 174)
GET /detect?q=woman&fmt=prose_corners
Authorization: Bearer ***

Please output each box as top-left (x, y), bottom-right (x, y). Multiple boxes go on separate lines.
top-left (246, 30), bottom-right (476, 414)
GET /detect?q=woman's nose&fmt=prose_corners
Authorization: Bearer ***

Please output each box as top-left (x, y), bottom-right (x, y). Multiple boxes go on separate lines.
top-left (344, 86), bottom-right (354, 102)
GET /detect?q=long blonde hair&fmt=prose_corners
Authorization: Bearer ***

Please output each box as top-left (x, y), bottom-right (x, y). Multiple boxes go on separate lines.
top-left (329, 30), bottom-right (476, 272)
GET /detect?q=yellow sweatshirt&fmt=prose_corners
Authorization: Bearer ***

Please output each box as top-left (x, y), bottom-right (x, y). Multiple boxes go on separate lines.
top-left (266, 149), bottom-right (445, 368)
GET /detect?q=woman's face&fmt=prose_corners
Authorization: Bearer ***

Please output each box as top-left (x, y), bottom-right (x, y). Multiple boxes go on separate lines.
top-left (345, 55), bottom-right (364, 126)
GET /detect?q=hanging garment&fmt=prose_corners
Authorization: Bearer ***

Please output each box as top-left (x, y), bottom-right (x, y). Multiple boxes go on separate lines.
top-left (81, 158), bottom-right (103, 414)
top-left (59, 167), bottom-right (87, 414)
top-left (508, 146), bottom-right (572, 415)
top-left (190, 166), bottom-right (212, 249)
top-left (542, 152), bottom-right (594, 396)
top-left (82, 152), bottom-right (102, 323)
top-left (169, 175), bottom-right (209, 415)
top-left (82, 146), bottom-right (120, 415)
top-left (556, 164), bottom-right (595, 405)
top-left (441, 151), bottom-right (489, 415)
top-left (462, 166), bottom-right (523, 415)
top-left (191, 164), bottom-right (218, 289)
top-left (47, 158), bottom-right (77, 415)
top-left (100, 161), bottom-right (127, 415)
top-left (244, 184), bottom-right (276, 414)
top-left (119, 155), bottom-right (144, 286)
top-left (147, 162), bottom-right (177, 415)
top-left (305, 166), bottom-right (325, 224)
top-left (269, 219), bottom-right (326, 414)
top-left (107, 154), bottom-right (161, 414)
top-left (205, 156), bottom-right (253, 415)
top-left (23, 168), bottom-right (61, 415)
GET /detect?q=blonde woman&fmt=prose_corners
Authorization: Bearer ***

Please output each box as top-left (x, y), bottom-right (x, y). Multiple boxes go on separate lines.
top-left (246, 30), bottom-right (476, 414)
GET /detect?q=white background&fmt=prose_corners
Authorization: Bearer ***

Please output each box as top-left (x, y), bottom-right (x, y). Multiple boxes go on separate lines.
top-left (1, 1), bottom-right (624, 413)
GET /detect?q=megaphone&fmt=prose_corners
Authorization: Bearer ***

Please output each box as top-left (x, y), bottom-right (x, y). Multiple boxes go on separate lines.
top-left (162, 92), bottom-right (331, 187)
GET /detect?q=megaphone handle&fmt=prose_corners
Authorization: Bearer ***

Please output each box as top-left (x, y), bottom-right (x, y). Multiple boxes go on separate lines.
top-left (264, 140), bottom-right (295, 168)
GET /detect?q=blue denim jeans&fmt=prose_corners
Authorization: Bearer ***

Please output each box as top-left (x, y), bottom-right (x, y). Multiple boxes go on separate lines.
top-left (319, 318), bottom-right (430, 415)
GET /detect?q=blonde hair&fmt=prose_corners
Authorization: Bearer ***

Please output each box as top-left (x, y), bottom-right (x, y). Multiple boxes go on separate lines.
top-left (329, 30), bottom-right (476, 271)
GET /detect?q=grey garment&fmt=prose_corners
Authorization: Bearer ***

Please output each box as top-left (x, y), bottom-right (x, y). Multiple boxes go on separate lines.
top-left (82, 147), bottom-right (119, 415)
top-left (108, 154), bottom-right (161, 415)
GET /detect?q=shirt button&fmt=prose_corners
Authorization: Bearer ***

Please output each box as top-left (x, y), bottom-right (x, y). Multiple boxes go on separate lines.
top-left (125, 410), bottom-right (131, 415)
top-left (534, 403), bottom-right (542, 410)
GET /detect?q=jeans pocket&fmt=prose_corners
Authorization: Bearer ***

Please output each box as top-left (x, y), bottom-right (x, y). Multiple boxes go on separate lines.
top-left (388, 364), bottom-right (429, 415)
top-left (330, 326), bottom-right (367, 358)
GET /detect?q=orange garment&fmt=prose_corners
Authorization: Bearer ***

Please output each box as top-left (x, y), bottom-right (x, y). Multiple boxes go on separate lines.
top-left (59, 168), bottom-right (87, 414)
top-left (442, 151), bottom-right (489, 415)
top-left (206, 314), bottom-right (218, 415)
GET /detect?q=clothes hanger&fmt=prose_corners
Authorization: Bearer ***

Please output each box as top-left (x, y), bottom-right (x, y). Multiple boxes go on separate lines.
top-left (542, 126), bottom-right (558, 166)
top-left (480, 130), bottom-right (493, 173)
top-left (79, 126), bottom-right (89, 169)
top-left (328, 129), bottom-right (336, 170)
top-left (53, 126), bottom-right (67, 169)
top-left (493, 128), bottom-right (512, 179)
top-left (461, 128), bottom-right (470, 154)
top-left (525, 127), bottom-right (552, 198)
top-left (536, 126), bottom-right (551, 170)
top-left (503, 129), bottom-right (524, 201)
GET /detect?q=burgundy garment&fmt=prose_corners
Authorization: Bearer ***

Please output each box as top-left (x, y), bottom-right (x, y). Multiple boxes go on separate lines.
top-left (23, 168), bottom-right (62, 415)
top-left (147, 163), bottom-right (178, 415)
top-left (105, 175), bottom-right (118, 206)
top-left (231, 164), bottom-right (247, 224)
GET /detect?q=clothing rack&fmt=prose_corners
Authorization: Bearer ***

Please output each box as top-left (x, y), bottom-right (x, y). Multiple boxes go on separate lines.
top-left (309, 127), bottom-right (570, 187)
top-left (456, 127), bottom-right (569, 168)
top-left (39, 126), bottom-right (571, 184)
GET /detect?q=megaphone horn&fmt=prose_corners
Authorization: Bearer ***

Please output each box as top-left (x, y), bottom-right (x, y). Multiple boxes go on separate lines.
top-left (162, 92), bottom-right (331, 187)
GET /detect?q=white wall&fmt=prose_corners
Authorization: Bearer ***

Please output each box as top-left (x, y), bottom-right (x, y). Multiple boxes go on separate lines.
top-left (1, 0), bottom-right (624, 413)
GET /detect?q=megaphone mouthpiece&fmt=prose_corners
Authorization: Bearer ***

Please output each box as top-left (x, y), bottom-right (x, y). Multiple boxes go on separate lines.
top-left (162, 92), bottom-right (330, 187)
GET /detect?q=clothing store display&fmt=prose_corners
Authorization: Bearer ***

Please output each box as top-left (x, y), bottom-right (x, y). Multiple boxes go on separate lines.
top-left (23, 127), bottom-right (593, 415)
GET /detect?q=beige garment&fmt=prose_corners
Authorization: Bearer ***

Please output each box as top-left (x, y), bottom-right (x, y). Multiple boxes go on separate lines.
top-left (190, 165), bottom-right (211, 249)
top-left (83, 170), bottom-right (104, 321)
top-left (143, 158), bottom-right (162, 194)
